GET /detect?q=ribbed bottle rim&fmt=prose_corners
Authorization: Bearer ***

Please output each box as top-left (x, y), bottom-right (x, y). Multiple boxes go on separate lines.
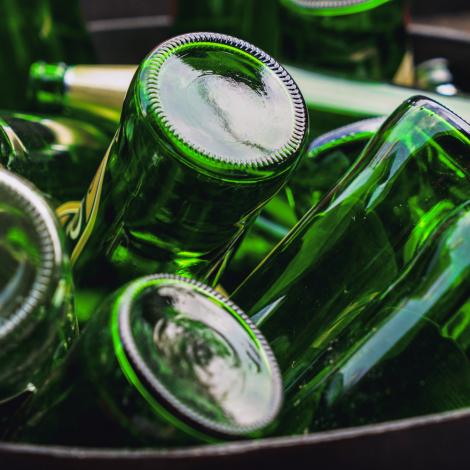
top-left (139, 32), bottom-right (307, 172)
top-left (0, 171), bottom-right (62, 341)
top-left (283, 0), bottom-right (391, 13)
top-left (117, 273), bottom-right (283, 439)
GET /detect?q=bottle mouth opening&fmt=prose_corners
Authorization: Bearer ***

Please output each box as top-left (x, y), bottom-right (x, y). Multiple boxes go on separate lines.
top-left (0, 171), bottom-right (61, 341)
top-left (115, 273), bottom-right (283, 440)
top-left (138, 32), bottom-right (307, 176)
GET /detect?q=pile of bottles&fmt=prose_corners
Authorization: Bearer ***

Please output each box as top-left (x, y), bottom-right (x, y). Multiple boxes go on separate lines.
top-left (1, 0), bottom-right (470, 449)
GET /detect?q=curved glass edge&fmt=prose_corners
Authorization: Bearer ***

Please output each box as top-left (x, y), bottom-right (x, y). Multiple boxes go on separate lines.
top-left (308, 116), bottom-right (386, 158)
top-left (0, 170), bottom-right (64, 341)
top-left (133, 32), bottom-right (308, 181)
top-left (281, 0), bottom-right (392, 16)
top-left (111, 274), bottom-right (283, 440)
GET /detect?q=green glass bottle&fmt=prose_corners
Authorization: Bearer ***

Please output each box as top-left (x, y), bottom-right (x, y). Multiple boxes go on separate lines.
top-left (291, 115), bottom-right (385, 217)
top-left (280, 202), bottom-right (470, 433)
top-left (29, 62), bottom-right (136, 134)
top-left (0, 112), bottom-right (109, 202)
top-left (29, 61), bottom-right (470, 140)
top-left (279, 0), bottom-right (410, 82)
top-left (231, 96), bottom-right (470, 422)
top-left (221, 116), bottom-right (384, 292)
top-left (55, 33), bottom-right (307, 289)
top-left (0, 169), bottom-right (76, 426)
top-left (7, 274), bottom-right (282, 446)
top-left (0, 0), bottom-right (94, 109)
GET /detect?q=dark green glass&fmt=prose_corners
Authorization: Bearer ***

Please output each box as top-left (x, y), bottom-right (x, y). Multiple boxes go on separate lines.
top-left (231, 96), bottom-right (470, 429)
top-left (7, 274), bottom-right (282, 447)
top-left (222, 116), bottom-right (384, 292)
top-left (0, 112), bottom-right (109, 202)
top-left (171, 0), bottom-right (248, 37)
top-left (56, 33), bottom-right (307, 290)
top-left (0, 0), bottom-right (94, 109)
top-left (169, 0), bottom-right (280, 56)
top-left (279, 0), bottom-right (409, 82)
top-left (0, 170), bottom-right (76, 426)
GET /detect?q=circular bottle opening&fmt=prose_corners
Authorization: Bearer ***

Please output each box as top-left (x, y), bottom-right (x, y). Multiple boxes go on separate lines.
top-left (0, 170), bottom-right (61, 341)
top-left (139, 32), bottom-right (307, 174)
top-left (116, 274), bottom-right (283, 439)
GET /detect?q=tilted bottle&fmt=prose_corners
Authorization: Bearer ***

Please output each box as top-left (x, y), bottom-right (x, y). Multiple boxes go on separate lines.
top-left (278, 0), bottom-right (411, 83)
top-left (28, 62), bottom-right (135, 134)
top-left (28, 60), bottom-right (470, 140)
top-left (55, 33), bottom-right (308, 289)
top-left (231, 96), bottom-right (470, 427)
top-left (0, 170), bottom-right (76, 426)
top-left (0, 112), bottom-right (109, 202)
top-left (0, 0), bottom-right (94, 109)
top-left (291, 116), bottom-right (385, 217)
top-left (7, 274), bottom-right (282, 446)
top-left (222, 116), bottom-right (384, 291)
top-left (280, 202), bottom-right (470, 433)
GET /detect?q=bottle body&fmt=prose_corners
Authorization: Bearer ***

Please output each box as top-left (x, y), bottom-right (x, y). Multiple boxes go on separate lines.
top-left (56, 33), bottom-right (307, 290)
top-left (0, 112), bottom-right (109, 202)
top-left (222, 117), bottom-right (384, 292)
top-left (9, 275), bottom-right (282, 446)
top-left (281, 203), bottom-right (470, 433)
top-left (232, 96), bottom-right (470, 429)
top-left (279, 0), bottom-right (410, 83)
top-left (0, 170), bottom-right (76, 426)
top-left (29, 63), bottom-right (136, 134)
top-left (28, 62), bottom-right (470, 142)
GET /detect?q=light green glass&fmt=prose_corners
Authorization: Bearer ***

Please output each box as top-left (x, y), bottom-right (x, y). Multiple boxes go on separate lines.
top-left (279, 0), bottom-right (409, 82)
top-left (55, 33), bottom-right (307, 291)
top-left (291, 116), bottom-right (385, 217)
top-left (0, 112), bottom-right (109, 202)
top-left (0, 0), bottom-right (94, 109)
top-left (232, 96), bottom-right (470, 431)
top-left (222, 116), bottom-right (384, 291)
top-left (0, 169), bottom-right (76, 427)
top-left (7, 274), bottom-right (282, 447)
top-left (28, 60), bottom-right (470, 138)
top-left (28, 62), bottom-right (135, 135)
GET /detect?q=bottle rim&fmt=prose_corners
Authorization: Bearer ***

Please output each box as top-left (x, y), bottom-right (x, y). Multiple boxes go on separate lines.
top-left (281, 0), bottom-right (392, 15)
top-left (137, 32), bottom-right (308, 178)
top-left (0, 170), bottom-right (62, 342)
top-left (308, 116), bottom-right (386, 158)
top-left (398, 95), bottom-right (470, 139)
top-left (114, 273), bottom-right (283, 440)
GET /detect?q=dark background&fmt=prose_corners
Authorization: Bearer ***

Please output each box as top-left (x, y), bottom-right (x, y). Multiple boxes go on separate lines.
top-left (77, 0), bottom-right (470, 91)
